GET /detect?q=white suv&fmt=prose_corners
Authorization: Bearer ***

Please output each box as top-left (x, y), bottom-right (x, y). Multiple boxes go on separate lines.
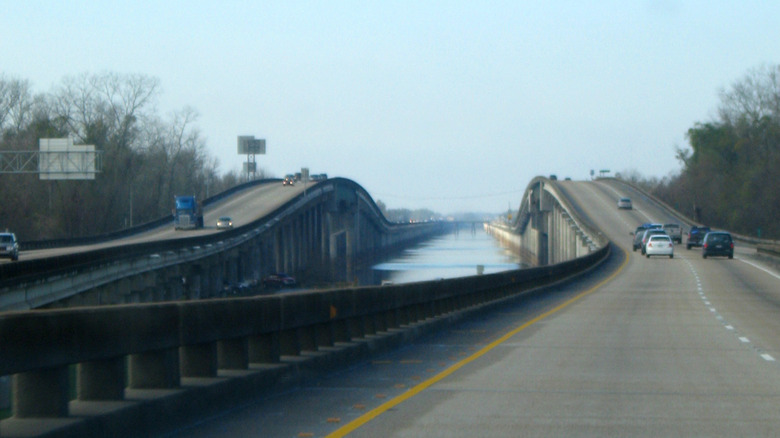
top-left (0, 232), bottom-right (19, 261)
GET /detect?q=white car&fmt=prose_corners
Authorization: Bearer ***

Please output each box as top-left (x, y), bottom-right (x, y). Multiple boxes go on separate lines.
top-left (645, 235), bottom-right (674, 258)
top-left (617, 197), bottom-right (632, 209)
top-left (216, 216), bottom-right (233, 229)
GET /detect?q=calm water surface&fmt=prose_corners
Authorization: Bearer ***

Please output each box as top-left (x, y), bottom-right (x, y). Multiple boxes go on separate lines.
top-left (370, 226), bottom-right (522, 284)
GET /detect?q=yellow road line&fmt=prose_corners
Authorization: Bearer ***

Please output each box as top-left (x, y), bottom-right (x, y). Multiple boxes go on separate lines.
top-left (326, 247), bottom-right (629, 437)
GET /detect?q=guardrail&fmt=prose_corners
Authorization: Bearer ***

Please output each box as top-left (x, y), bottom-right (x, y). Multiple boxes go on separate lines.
top-left (0, 242), bottom-right (610, 437)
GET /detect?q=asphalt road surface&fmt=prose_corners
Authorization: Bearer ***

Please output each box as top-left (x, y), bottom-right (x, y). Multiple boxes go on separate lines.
top-left (162, 179), bottom-right (780, 437)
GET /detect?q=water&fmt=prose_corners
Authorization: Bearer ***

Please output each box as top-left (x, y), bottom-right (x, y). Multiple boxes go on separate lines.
top-left (370, 226), bottom-right (523, 284)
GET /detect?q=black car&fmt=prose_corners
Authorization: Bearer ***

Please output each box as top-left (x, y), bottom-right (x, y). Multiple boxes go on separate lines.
top-left (686, 226), bottom-right (711, 250)
top-left (702, 232), bottom-right (734, 259)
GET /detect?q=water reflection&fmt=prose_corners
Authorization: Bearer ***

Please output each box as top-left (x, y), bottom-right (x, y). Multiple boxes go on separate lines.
top-left (369, 227), bottom-right (522, 285)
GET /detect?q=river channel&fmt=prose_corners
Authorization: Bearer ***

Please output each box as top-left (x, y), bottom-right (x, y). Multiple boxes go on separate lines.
top-left (362, 225), bottom-right (523, 285)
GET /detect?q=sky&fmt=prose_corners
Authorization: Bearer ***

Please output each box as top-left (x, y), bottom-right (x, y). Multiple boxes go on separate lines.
top-left (2, 1), bottom-right (780, 215)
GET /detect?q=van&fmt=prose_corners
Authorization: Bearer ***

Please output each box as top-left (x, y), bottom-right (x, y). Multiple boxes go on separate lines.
top-left (663, 223), bottom-right (683, 244)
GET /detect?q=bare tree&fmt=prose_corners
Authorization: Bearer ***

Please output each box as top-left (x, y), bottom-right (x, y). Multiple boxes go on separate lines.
top-left (0, 76), bottom-right (35, 135)
top-left (718, 64), bottom-right (780, 127)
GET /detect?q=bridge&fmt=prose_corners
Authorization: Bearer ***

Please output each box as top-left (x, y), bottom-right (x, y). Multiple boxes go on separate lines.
top-left (2, 177), bottom-right (780, 437)
top-left (0, 177), bottom-right (447, 311)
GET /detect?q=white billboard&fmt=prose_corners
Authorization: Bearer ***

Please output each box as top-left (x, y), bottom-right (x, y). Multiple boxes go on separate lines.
top-left (39, 138), bottom-right (98, 180)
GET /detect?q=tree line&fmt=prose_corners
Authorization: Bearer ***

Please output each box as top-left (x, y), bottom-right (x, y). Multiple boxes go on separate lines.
top-left (632, 65), bottom-right (780, 239)
top-left (0, 72), bottom-right (249, 240)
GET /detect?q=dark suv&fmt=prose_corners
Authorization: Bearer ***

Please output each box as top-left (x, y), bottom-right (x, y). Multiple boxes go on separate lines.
top-left (0, 232), bottom-right (19, 261)
top-left (702, 232), bottom-right (734, 259)
top-left (686, 226), bottom-right (711, 250)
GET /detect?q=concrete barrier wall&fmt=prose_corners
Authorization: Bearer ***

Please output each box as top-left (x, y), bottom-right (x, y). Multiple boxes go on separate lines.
top-left (0, 243), bottom-right (609, 437)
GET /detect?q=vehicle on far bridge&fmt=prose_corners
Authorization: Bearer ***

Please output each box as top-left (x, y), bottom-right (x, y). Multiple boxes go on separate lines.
top-left (617, 197), bottom-right (632, 209)
top-left (686, 226), bottom-right (711, 249)
top-left (283, 174), bottom-right (295, 186)
top-left (216, 216), bottom-right (233, 230)
top-left (173, 195), bottom-right (204, 230)
top-left (263, 273), bottom-right (296, 289)
top-left (0, 232), bottom-right (19, 261)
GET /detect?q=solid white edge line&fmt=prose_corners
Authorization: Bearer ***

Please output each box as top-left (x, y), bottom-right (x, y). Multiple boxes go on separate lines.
top-left (738, 258), bottom-right (780, 281)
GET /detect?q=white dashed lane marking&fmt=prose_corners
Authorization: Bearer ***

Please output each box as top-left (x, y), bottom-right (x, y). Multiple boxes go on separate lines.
top-left (682, 258), bottom-right (779, 367)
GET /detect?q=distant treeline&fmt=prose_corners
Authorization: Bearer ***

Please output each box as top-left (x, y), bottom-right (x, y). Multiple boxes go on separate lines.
top-left (0, 72), bottom-right (247, 240)
top-left (627, 64), bottom-right (780, 239)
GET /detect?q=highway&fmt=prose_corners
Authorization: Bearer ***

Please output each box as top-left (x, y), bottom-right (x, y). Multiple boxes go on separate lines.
top-left (163, 179), bottom-right (780, 437)
top-left (5, 181), bottom-right (310, 262)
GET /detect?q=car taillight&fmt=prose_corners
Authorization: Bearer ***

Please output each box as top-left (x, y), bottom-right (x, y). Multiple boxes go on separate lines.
top-left (730, 243), bottom-right (734, 248)
top-left (703, 243), bottom-right (708, 249)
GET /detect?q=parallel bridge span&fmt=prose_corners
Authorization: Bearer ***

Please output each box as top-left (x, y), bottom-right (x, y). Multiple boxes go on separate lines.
top-left (0, 176), bottom-right (609, 437)
top-left (0, 178), bottom-right (446, 312)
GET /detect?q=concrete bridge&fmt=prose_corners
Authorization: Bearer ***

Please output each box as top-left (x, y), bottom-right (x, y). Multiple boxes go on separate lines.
top-left (0, 176), bottom-right (607, 437)
top-left (485, 176), bottom-right (602, 266)
top-left (0, 178), bottom-right (447, 311)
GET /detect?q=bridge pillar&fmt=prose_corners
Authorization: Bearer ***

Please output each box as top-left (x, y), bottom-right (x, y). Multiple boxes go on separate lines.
top-left (249, 333), bottom-right (280, 363)
top-left (12, 367), bottom-right (69, 418)
top-left (128, 348), bottom-right (179, 389)
top-left (77, 357), bottom-right (125, 400)
top-left (181, 343), bottom-right (218, 377)
top-left (218, 338), bottom-right (249, 369)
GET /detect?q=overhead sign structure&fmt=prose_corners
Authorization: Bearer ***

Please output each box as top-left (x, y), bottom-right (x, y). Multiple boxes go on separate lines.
top-left (237, 136), bottom-right (266, 180)
top-left (237, 136), bottom-right (266, 154)
top-left (39, 138), bottom-right (99, 180)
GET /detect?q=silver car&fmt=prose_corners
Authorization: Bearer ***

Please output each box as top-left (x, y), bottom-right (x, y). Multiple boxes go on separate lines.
top-left (617, 197), bottom-right (632, 209)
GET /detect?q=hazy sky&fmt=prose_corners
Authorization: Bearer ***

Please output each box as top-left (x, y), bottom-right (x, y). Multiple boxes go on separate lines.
top-left (3, 1), bottom-right (779, 214)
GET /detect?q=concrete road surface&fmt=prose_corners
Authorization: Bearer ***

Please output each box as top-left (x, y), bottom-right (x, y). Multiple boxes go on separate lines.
top-left (162, 179), bottom-right (780, 437)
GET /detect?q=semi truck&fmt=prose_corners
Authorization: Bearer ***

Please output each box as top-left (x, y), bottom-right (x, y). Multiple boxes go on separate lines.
top-left (173, 195), bottom-right (204, 230)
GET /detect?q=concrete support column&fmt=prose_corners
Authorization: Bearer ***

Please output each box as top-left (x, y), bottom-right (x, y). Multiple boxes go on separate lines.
top-left (128, 349), bottom-right (179, 389)
top-left (362, 315), bottom-right (376, 336)
top-left (274, 229), bottom-right (282, 273)
top-left (13, 367), bottom-right (69, 418)
top-left (348, 317), bottom-right (364, 339)
top-left (78, 357), bottom-right (125, 400)
top-left (316, 322), bottom-right (335, 348)
top-left (297, 326), bottom-right (317, 352)
top-left (280, 329), bottom-right (300, 356)
top-left (333, 319), bottom-right (350, 342)
top-left (249, 333), bottom-right (280, 363)
top-left (180, 343), bottom-right (218, 377)
top-left (218, 338), bottom-right (249, 369)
